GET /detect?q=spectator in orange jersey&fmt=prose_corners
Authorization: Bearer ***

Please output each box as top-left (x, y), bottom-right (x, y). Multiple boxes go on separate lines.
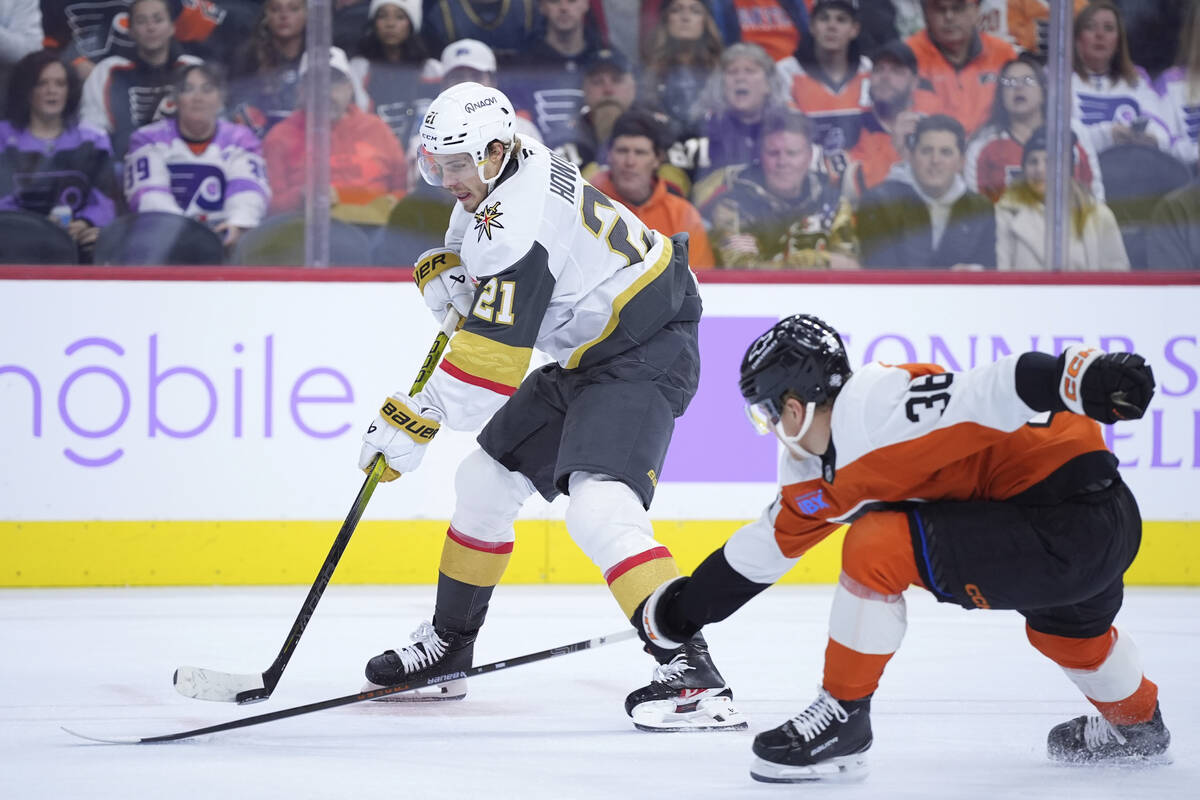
top-left (777, 0), bottom-right (871, 174)
top-left (975, 0), bottom-right (1089, 58)
top-left (589, 109), bottom-right (716, 268)
top-left (846, 39), bottom-right (941, 194)
top-left (907, 0), bottom-right (1016, 135)
top-left (263, 47), bottom-right (407, 224)
top-left (964, 53), bottom-right (1102, 203)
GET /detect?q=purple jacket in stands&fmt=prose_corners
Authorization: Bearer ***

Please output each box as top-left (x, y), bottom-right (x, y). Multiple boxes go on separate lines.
top-left (0, 121), bottom-right (118, 227)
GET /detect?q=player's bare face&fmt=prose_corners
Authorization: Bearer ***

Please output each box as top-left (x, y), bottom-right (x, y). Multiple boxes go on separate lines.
top-left (1076, 10), bottom-right (1120, 74)
top-left (666, 0), bottom-right (707, 42)
top-left (374, 6), bottom-right (413, 47)
top-left (924, 0), bottom-right (978, 50)
top-left (868, 60), bottom-right (915, 105)
top-left (540, 0), bottom-right (589, 34)
top-left (31, 62), bottom-right (68, 122)
top-left (723, 57), bottom-right (770, 116)
top-left (812, 8), bottom-right (861, 55)
top-left (1000, 63), bottom-right (1042, 117)
top-left (429, 152), bottom-right (490, 211)
top-left (911, 130), bottom-right (964, 199)
top-left (266, 0), bottom-right (307, 42)
top-left (130, 0), bottom-right (174, 59)
top-left (761, 131), bottom-right (812, 199)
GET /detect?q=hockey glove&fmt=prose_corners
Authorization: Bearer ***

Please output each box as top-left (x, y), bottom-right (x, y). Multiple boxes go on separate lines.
top-left (413, 248), bottom-right (473, 326)
top-left (1057, 345), bottom-right (1156, 424)
top-left (358, 392), bottom-right (441, 481)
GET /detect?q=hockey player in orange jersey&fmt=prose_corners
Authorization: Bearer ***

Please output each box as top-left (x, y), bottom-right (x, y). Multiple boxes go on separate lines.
top-left (632, 313), bottom-right (1170, 782)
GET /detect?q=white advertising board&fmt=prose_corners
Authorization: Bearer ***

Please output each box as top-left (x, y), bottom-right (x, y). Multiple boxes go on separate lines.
top-left (1, 279), bottom-right (1196, 521)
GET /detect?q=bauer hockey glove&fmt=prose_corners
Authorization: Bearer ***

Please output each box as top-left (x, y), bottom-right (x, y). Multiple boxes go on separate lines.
top-left (1057, 345), bottom-right (1156, 424)
top-left (413, 248), bottom-right (473, 326)
top-left (358, 392), bottom-right (441, 481)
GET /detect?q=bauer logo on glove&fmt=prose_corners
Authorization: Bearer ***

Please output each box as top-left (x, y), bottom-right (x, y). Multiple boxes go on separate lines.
top-left (381, 400), bottom-right (440, 441)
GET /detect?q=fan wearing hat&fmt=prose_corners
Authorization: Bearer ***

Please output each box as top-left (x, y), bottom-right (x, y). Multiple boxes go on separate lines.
top-left (262, 47), bottom-right (408, 225)
top-left (846, 39), bottom-right (942, 193)
top-left (350, 0), bottom-right (439, 146)
top-left (776, 0), bottom-right (871, 176)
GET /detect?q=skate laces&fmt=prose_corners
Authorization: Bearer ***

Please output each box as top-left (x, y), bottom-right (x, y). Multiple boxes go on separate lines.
top-left (1082, 715), bottom-right (1127, 749)
top-left (788, 688), bottom-right (849, 742)
top-left (395, 621), bottom-right (448, 673)
top-left (652, 652), bottom-right (695, 683)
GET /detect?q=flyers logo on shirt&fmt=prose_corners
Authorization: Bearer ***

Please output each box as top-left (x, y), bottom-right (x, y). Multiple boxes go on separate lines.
top-left (473, 201), bottom-right (504, 242)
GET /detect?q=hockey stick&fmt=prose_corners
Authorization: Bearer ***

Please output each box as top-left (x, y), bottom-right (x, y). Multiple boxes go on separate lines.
top-left (174, 310), bottom-right (463, 705)
top-left (66, 629), bottom-right (637, 744)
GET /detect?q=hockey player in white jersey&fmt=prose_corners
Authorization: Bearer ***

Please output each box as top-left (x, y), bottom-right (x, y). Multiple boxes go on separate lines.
top-left (355, 81), bottom-right (744, 731)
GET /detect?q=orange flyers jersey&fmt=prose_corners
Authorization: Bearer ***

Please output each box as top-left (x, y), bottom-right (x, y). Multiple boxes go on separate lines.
top-left (977, 0), bottom-right (1089, 55)
top-left (766, 358), bottom-right (1108, 559)
top-left (906, 30), bottom-right (1017, 135)
top-left (777, 55), bottom-right (872, 153)
top-left (848, 89), bottom-right (944, 190)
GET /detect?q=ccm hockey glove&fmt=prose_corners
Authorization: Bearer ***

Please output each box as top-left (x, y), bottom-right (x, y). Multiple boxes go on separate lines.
top-left (358, 393), bottom-right (441, 481)
top-left (1057, 345), bottom-right (1156, 424)
top-left (413, 248), bottom-right (473, 326)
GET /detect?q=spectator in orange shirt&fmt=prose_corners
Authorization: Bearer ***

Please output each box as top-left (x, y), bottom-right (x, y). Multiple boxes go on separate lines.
top-left (589, 109), bottom-right (716, 269)
top-left (847, 39), bottom-right (942, 195)
top-left (777, 0), bottom-right (871, 170)
top-left (263, 46), bottom-right (407, 224)
top-left (907, 0), bottom-right (1016, 135)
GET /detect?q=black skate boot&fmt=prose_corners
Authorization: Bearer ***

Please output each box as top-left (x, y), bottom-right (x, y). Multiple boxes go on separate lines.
top-left (363, 620), bottom-right (474, 702)
top-left (750, 688), bottom-right (872, 783)
top-left (623, 633), bottom-right (747, 731)
top-left (1047, 703), bottom-right (1171, 764)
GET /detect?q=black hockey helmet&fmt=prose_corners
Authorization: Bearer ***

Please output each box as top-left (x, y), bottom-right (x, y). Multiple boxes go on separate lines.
top-left (739, 314), bottom-right (851, 432)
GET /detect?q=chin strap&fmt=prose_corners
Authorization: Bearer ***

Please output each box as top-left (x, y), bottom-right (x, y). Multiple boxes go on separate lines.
top-left (774, 400), bottom-right (818, 460)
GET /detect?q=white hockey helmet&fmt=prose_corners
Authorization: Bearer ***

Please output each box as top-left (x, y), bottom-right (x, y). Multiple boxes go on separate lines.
top-left (417, 81), bottom-right (517, 187)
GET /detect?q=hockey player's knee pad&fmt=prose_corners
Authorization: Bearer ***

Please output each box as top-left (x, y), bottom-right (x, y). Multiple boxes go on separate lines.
top-left (564, 472), bottom-right (658, 568)
top-left (842, 511), bottom-right (922, 596)
top-left (450, 449), bottom-right (535, 544)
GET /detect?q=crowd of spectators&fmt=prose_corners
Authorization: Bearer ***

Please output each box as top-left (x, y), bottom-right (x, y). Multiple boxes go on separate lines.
top-left (0, 0), bottom-right (1197, 269)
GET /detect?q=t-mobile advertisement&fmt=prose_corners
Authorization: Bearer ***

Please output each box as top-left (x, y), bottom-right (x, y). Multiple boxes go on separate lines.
top-left (1, 280), bottom-right (1197, 521)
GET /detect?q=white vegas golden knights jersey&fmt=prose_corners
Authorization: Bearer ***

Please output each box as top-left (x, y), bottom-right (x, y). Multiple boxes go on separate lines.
top-left (417, 137), bottom-right (699, 432)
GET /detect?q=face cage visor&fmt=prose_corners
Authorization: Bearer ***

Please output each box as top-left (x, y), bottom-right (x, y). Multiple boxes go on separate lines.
top-left (418, 145), bottom-right (484, 187)
top-left (744, 400), bottom-right (780, 436)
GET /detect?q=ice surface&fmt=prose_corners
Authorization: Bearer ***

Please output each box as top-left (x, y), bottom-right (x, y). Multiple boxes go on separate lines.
top-left (1, 585), bottom-right (1195, 799)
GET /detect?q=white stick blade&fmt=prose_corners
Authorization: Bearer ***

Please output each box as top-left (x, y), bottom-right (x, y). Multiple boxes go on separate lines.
top-left (174, 665), bottom-right (266, 702)
top-left (61, 726), bottom-right (143, 745)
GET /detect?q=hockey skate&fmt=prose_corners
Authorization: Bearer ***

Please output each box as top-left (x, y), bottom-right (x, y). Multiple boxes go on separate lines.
top-left (624, 634), bottom-right (747, 731)
top-left (750, 688), bottom-right (872, 783)
top-left (1047, 704), bottom-right (1171, 764)
top-left (362, 621), bottom-right (473, 702)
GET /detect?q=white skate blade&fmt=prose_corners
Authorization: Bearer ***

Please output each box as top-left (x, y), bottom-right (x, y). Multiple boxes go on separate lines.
top-left (632, 694), bottom-right (748, 732)
top-left (749, 754), bottom-right (869, 783)
top-left (361, 678), bottom-right (467, 702)
top-left (174, 666), bottom-right (266, 703)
